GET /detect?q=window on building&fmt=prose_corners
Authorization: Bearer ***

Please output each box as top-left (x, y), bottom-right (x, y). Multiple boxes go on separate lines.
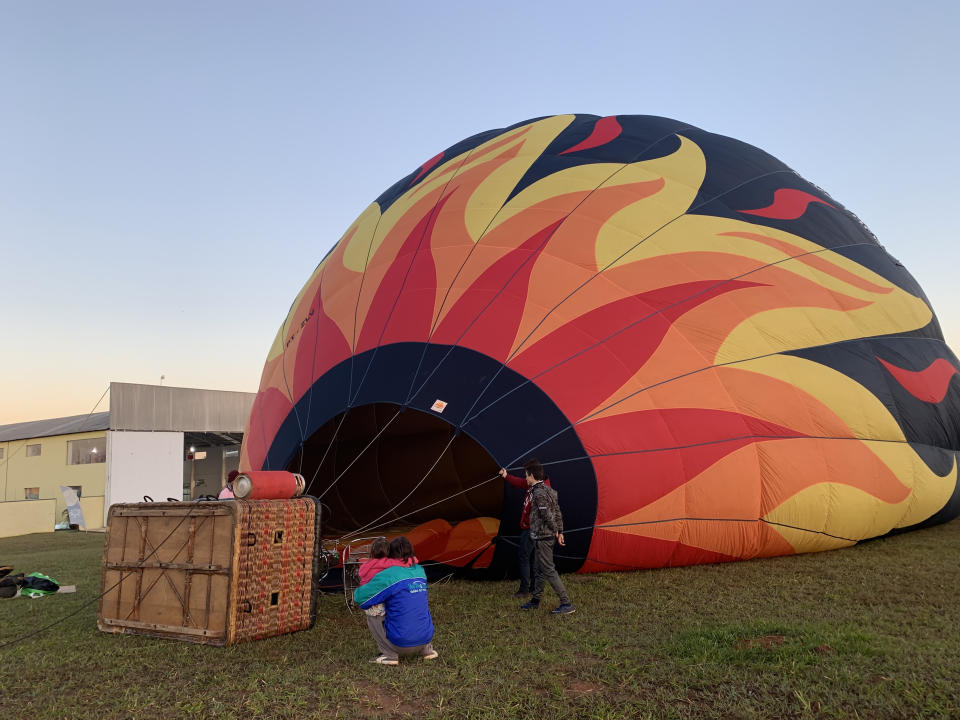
top-left (67, 437), bottom-right (105, 465)
top-left (68, 485), bottom-right (82, 498)
top-left (25, 487), bottom-right (39, 500)
top-left (224, 448), bottom-right (239, 458)
top-left (26, 444), bottom-right (41, 457)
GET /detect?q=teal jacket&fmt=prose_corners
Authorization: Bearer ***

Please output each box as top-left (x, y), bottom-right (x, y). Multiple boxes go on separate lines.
top-left (353, 563), bottom-right (434, 647)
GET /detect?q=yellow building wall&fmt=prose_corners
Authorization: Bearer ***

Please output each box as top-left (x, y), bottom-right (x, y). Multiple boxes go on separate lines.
top-left (79, 496), bottom-right (105, 530)
top-left (1, 431), bottom-right (107, 530)
top-left (0, 499), bottom-right (57, 538)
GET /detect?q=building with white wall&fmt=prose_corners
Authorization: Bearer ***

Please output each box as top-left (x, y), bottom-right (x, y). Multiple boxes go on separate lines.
top-left (0, 382), bottom-right (254, 538)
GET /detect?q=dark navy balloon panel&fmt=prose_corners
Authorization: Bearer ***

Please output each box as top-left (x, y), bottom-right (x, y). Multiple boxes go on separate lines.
top-left (242, 114), bottom-right (959, 575)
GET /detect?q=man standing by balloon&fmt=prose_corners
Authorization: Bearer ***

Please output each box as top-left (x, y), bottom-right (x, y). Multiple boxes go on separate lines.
top-left (499, 459), bottom-right (552, 599)
top-left (513, 461), bottom-right (574, 615)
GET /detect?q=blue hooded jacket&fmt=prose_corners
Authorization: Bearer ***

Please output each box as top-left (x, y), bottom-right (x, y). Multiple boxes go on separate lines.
top-left (353, 564), bottom-right (434, 647)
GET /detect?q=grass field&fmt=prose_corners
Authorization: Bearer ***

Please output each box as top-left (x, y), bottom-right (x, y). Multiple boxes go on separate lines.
top-left (1, 523), bottom-right (959, 719)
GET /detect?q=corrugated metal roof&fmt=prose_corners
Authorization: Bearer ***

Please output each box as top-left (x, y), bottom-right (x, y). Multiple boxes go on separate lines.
top-left (0, 412), bottom-right (110, 442)
top-left (0, 383), bottom-right (255, 443)
top-left (109, 382), bottom-right (254, 432)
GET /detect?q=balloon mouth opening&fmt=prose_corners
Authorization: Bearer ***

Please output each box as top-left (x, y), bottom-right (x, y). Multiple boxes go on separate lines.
top-left (292, 402), bottom-right (504, 540)
top-left (265, 341), bottom-right (596, 573)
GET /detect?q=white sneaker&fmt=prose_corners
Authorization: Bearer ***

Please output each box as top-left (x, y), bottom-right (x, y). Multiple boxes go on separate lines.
top-left (369, 655), bottom-right (399, 665)
top-left (421, 649), bottom-right (439, 661)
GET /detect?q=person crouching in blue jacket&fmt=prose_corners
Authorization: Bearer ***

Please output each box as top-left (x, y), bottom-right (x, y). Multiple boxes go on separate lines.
top-left (353, 536), bottom-right (439, 665)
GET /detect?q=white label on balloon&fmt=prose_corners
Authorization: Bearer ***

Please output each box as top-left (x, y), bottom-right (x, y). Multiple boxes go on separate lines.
top-left (431, 399), bottom-right (448, 413)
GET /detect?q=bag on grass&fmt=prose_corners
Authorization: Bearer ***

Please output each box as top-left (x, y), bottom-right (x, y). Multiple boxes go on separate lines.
top-left (19, 572), bottom-right (59, 598)
top-left (0, 574), bottom-right (23, 599)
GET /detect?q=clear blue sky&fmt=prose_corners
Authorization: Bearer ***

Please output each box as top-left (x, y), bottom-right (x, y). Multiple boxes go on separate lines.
top-left (2, 1), bottom-right (958, 424)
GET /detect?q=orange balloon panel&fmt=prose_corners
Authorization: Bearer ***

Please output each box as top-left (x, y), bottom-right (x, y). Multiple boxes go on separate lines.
top-left (242, 115), bottom-right (960, 577)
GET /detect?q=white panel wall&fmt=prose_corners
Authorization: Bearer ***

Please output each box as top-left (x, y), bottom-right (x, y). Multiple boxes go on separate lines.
top-left (105, 430), bottom-right (184, 523)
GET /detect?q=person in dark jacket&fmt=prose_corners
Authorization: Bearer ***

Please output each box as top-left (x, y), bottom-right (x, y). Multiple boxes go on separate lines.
top-left (499, 459), bottom-right (552, 598)
top-left (518, 465), bottom-right (575, 615)
top-left (353, 536), bottom-right (439, 665)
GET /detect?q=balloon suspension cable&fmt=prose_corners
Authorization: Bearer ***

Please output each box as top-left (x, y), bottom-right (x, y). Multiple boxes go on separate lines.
top-left (278, 310), bottom-right (307, 465)
top-left (403, 136), bottom-right (554, 407)
top-left (297, 256), bottom-right (337, 477)
top-left (420, 541), bottom-right (494, 570)
top-left (464, 240), bottom-right (884, 428)
top-left (337, 470), bottom-right (503, 542)
top-left (348, 147), bottom-right (477, 410)
top-left (294, 178), bottom-right (391, 479)
top-left (339, 429), bottom-right (459, 542)
top-left (333, 415), bottom-right (886, 556)
top-left (315, 407), bottom-right (404, 502)
top-left (340, 509), bottom-right (857, 579)
top-left (403, 124), bottom-right (701, 407)
top-left (454, 166), bottom-right (804, 428)
top-left (305, 410), bottom-right (349, 495)
top-left (487, 513), bottom-right (858, 569)
top-left (297, 147), bottom-right (478, 505)
top-left (305, 194), bottom-right (389, 479)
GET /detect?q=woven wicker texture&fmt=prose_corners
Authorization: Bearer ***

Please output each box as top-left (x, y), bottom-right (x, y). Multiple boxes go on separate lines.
top-left (98, 498), bottom-right (318, 646)
top-left (233, 498), bottom-right (317, 642)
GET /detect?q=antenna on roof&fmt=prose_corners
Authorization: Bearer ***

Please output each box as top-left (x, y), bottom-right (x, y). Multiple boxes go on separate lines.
top-left (160, 375), bottom-right (165, 386)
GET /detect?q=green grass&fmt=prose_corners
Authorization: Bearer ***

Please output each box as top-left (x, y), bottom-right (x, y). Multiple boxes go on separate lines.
top-left (2, 523), bottom-right (960, 719)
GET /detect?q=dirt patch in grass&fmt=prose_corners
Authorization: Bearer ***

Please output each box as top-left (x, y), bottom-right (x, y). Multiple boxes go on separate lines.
top-left (734, 634), bottom-right (786, 650)
top-left (351, 680), bottom-right (429, 718)
top-left (567, 679), bottom-right (604, 696)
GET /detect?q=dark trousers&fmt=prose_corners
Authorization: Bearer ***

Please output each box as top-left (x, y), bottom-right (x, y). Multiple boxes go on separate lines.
top-left (532, 537), bottom-right (569, 605)
top-left (517, 529), bottom-right (537, 593)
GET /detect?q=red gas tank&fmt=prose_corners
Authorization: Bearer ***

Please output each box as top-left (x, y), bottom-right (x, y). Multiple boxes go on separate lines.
top-left (233, 471), bottom-right (305, 500)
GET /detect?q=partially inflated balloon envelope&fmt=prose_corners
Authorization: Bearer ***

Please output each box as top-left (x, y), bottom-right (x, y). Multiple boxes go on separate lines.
top-left (240, 114), bottom-right (960, 576)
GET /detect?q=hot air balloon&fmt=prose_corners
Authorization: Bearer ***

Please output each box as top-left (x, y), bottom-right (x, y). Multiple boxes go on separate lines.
top-left (240, 114), bottom-right (960, 577)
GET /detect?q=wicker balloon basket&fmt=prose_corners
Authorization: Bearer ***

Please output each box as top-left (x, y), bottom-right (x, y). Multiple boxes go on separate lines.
top-left (97, 497), bottom-right (321, 645)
